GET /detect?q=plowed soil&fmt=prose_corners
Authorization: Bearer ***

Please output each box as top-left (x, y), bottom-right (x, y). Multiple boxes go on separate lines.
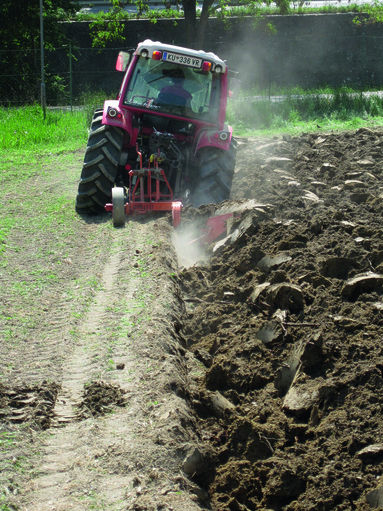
top-left (179, 128), bottom-right (383, 510)
top-left (2, 128), bottom-right (383, 511)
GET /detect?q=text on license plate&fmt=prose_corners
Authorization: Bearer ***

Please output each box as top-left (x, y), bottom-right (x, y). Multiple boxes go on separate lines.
top-left (162, 52), bottom-right (202, 68)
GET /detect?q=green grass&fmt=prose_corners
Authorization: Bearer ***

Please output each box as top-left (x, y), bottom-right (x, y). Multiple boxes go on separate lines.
top-left (0, 105), bottom-right (89, 264)
top-left (3, 88), bottom-right (383, 153)
top-left (0, 105), bottom-right (87, 152)
top-left (0, 105), bottom-right (113, 367)
top-left (227, 87), bottom-right (383, 135)
top-left (0, 103), bottom-right (159, 510)
top-left (0, 105), bottom-right (88, 191)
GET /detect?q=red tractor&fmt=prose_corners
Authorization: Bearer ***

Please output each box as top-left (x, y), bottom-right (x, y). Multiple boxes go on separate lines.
top-left (75, 39), bottom-right (237, 227)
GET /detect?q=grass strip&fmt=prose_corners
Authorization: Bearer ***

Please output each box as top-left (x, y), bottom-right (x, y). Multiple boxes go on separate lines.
top-left (0, 105), bottom-right (88, 187)
top-left (227, 88), bottom-right (383, 135)
top-left (0, 105), bottom-right (87, 151)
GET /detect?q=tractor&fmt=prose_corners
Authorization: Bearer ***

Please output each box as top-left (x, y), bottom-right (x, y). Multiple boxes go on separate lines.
top-left (75, 39), bottom-right (237, 227)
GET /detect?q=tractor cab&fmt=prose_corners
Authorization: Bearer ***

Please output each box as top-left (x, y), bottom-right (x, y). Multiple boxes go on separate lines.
top-left (116, 40), bottom-right (228, 128)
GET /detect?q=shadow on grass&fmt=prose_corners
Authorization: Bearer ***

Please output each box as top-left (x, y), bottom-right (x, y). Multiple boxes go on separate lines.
top-left (76, 211), bottom-right (111, 225)
top-left (76, 210), bottom-right (173, 227)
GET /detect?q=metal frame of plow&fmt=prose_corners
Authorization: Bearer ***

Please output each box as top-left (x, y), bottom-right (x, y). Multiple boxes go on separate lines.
top-left (105, 166), bottom-right (182, 227)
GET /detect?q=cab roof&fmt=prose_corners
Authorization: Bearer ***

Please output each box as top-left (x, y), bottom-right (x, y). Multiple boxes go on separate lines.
top-left (135, 39), bottom-right (227, 73)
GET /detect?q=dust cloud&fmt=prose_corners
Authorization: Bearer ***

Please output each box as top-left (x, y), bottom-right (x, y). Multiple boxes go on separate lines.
top-left (171, 222), bottom-right (208, 268)
top-left (220, 18), bottom-right (338, 92)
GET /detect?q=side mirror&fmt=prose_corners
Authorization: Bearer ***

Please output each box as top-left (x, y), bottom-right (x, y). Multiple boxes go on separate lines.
top-left (116, 51), bottom-right (131, 72)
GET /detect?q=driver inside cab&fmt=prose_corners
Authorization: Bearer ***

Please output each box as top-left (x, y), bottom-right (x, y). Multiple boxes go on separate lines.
top-left (156, 69), bottom-right (192, 108)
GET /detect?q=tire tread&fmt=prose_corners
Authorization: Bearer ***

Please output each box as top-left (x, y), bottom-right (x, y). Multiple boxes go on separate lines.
top-left (75, 111), bottom-right (123, 214)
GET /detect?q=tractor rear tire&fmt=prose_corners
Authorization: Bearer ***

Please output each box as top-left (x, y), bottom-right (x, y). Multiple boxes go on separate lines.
top-left (75, 111), bottom-right (124, 215)
top-left (192, 139), bottom-right (237, 207)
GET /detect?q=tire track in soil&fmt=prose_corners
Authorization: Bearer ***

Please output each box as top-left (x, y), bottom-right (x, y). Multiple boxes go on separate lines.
top-left (0, 160), bottom-right (114, 389)
top-left (23, 220), bottom-right (204, 511)
top-left (52, 248), bottom-right (122, 427)
top-left (25, 243), bottom-right (124, 511)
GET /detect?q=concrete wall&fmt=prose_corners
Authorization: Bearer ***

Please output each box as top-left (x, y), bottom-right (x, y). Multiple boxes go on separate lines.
top-left (62, 13), bottom-right (383, 95)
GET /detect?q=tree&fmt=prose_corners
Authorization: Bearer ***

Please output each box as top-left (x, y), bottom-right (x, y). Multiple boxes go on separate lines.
top-left (183, 0), bottom-right (289, 48)
top-left (0, 0), bottom-right (78, 104)
top-left (88, 0), bottom-right (289, 49)
top-left (353, 1), bottom-right (383, 24)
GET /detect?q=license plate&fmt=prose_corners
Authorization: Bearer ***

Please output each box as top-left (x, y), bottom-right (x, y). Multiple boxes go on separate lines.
top-left (162, 52), bottom-right (202, 69)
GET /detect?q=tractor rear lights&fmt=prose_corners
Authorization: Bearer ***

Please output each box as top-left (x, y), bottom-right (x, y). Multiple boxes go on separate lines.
top-left (219, 131), bottom-right (229, 141)
top-left (202, 61), bottom-right (212, 72)
top-left (214, 64), bottom-right (223, 74)
top-left (152, 50), bottom-right (162, 60)
top-left (107, 107), bottom-right (122, 119)
top-left (214, 130), bottom-right (229, 141)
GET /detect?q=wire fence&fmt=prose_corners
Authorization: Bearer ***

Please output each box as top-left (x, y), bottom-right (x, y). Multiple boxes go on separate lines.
top-left (2, 33), bottom-right (383, 108)
top-left (0, 46), bottom-right (128, 107)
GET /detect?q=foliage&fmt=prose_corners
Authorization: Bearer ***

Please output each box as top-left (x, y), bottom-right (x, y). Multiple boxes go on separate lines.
top-left (81, 0), bottom-right (371, 48)
top-left (222, 2), bottom-right (366, 16)
top-left (84, 0), bottom-right (292, 48)
top-left (0, 0), bottom-right (78, 49)
top-left (0, 0), bottom-right (79, 104)
top-left (353, 1), bottom-right (383, 23)
top-left (89, 0), bottom-right (130, 47)
top-left (87, 0), bottom-right (182, 46)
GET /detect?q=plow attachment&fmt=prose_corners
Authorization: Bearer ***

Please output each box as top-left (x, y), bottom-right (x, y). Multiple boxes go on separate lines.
top-left (105, 164), bottom-right (182, 228)
top-left (105, 155), bottom-right (238, 248)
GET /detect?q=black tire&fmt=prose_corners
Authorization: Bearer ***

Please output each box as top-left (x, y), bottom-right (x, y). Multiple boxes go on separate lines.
top-left (192, 138), bottom-right (237, 207)
top-left (75, 111), bottom-right (124, 214)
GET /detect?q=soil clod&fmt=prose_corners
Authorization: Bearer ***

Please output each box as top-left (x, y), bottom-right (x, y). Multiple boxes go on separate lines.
top-left (77, 380), bottom-right (127, 418)
top-left (181, 128), bottom-right (383, 510)
top-left (0, 382), bottom-right (59, 429)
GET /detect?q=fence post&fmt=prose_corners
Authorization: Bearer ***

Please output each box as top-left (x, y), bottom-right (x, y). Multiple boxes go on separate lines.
top-left (39, 0), bottom-right (46, 119)
top-left (69, 42), bottom-right (73, 111)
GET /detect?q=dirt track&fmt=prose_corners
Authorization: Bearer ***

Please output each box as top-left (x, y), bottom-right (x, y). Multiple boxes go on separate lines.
top-left (1, 128), bottom-right (383, 510)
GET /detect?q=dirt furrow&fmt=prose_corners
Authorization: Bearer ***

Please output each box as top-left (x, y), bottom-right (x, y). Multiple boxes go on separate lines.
top-left (51, 248), bottom-right (122, 426)
top-left (179, 130), bottom-right (383, 510)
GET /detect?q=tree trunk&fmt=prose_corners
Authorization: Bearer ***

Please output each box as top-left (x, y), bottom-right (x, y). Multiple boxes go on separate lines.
top-left (196, 0), bottom-right (214, 48)
top-left (182, 0), bottom-right (197, 47)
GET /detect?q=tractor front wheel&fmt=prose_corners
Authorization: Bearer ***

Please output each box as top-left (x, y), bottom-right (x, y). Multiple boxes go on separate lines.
top-left (75, 111), bottom-right (124, 214)
top-left (192, 139), bottom-right (237, 207)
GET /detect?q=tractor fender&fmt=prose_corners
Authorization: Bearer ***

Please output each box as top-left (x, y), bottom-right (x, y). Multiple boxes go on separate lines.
top-left (194, 126), bottom-right (233, 155)
top-left (102, 100), bottom-right (131, 132)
